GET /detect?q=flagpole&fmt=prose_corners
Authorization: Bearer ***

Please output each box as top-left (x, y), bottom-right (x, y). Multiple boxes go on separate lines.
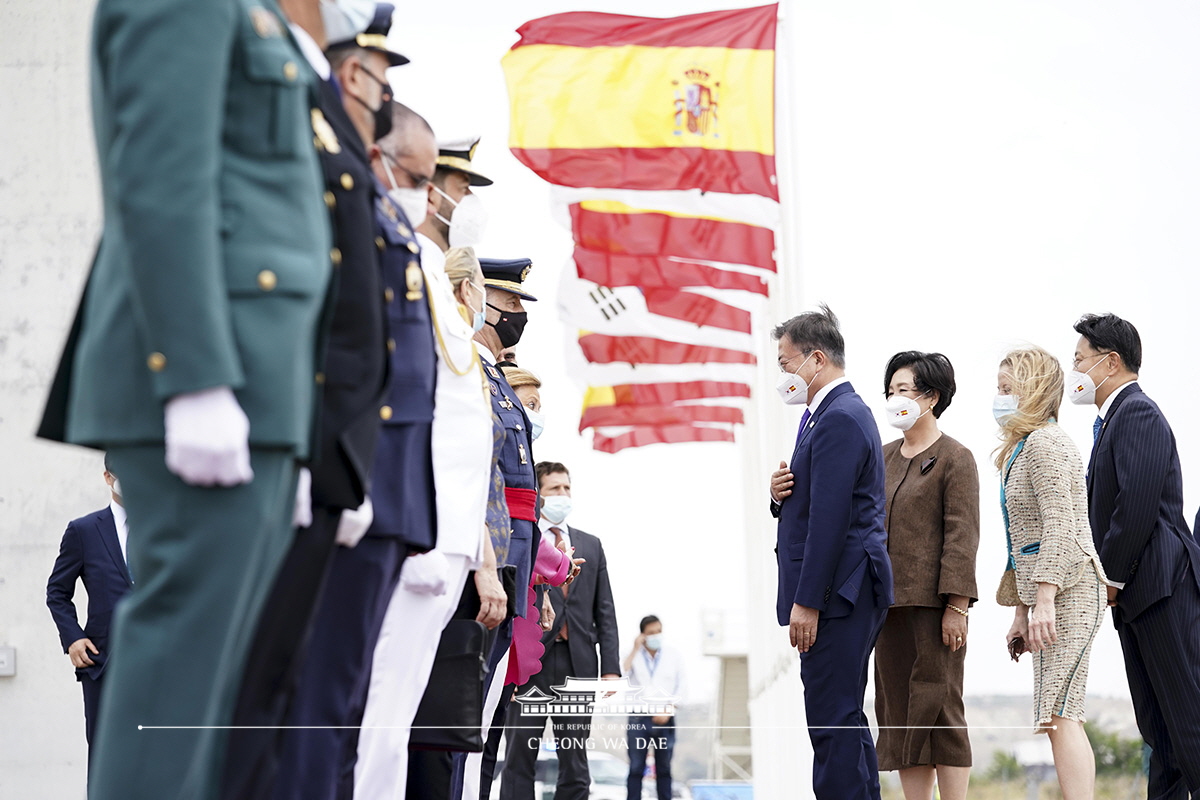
top-left (739, 0), bottom-right (814, 796)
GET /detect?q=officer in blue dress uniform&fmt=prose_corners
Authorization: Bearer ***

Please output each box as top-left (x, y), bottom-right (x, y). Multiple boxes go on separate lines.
top-left (220, 6), bottom-right (404, 799)
top-left (473, 257), bottom-right (541, 800)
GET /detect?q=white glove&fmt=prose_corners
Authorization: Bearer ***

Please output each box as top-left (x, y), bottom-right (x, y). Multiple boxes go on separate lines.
top-left (293, 468), bottom-right (313, 529)
top-left (335, 497), bottom-right (374, 548)
top-left (164, 386), bottom-right (253, 487)
top-left (401, 550), bottom-right (449, 595)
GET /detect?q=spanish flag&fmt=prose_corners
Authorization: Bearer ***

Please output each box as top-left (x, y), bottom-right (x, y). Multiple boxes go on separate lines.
top-left (502, 5), bottom-right (779, 199)
top-left (580, 382), bottom-right (750, 431)
top-left (573, 249), bottom-right (769, 296)
top-left (571, 200), bottom-right (776, 271)
top-left (578, 333), bottom-right (757, 366)
top-left (592, 424), bottom-right (738, 454)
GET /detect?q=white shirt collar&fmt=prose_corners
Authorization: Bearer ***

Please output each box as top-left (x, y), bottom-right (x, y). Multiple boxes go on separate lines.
top-left (1099, 380), bottom-right (1136, 419)
top-left (808, 375), bottom-right (850, 415)
top-left (109, 498), bottom-right (127, 531)
top-left (479, 347), bottom-right (496, 365)
top-left (288, 24), bottom-right (331, 80)
top-left (109, 499), bottom-right (129, 565)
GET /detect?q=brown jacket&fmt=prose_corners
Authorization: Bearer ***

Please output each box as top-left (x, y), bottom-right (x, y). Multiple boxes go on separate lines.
top-left (883, 434), bottom-right (980, 607)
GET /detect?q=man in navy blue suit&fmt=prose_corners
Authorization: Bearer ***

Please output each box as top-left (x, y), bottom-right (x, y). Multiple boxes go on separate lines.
top-left (46, 455), bottom-right (134, 760)
top-left (1072, 313), bottom-right (1200, 799)
top-left (768, 304), bottom-right (893, 800)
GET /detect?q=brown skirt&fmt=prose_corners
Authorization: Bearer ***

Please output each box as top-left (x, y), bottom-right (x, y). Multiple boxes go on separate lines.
top-left (873, 606), bottom-right (971, 770)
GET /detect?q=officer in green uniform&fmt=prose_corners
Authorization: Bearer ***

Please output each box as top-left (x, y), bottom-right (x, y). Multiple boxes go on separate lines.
top-left (37, 1), bottom-right (332, 797)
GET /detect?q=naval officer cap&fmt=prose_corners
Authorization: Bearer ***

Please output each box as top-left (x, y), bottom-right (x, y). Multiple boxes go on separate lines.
top-left (480, 258), bottom-right (537, 302)
top-left (438, 137), bottom-right (493, 186)
top-left (326, 2), bottom-right (409, 66)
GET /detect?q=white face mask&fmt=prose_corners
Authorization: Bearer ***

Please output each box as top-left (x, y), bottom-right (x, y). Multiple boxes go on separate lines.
top-left (434, 187), bottom-right (488, 248)
top-left (382, 155), bottom-right (431, 227)
top-left (388, 188), bottom-right (429, 228)
top-left (993, 394), bottom-right (1020, 425)
top-left (1066, 356), bottom-right (1110, 406)
top-left (541, 495), bottom-right (572, 525)
top-left (776, 352), bottom-right (815, 406)
top-left (644, 633), bottom-right (664, 651)
top-left (526, 408), bottom-right (545, 440)
top-left (885, 394), bottom-right (930, 431)
top-left (319, 0), bottom-right (375, 42)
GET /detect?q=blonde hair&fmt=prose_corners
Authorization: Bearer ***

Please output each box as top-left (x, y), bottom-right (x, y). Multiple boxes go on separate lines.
top-left (500, 366), bottom-right (542, 390)
top-left (993, 346), bottom-right (1064, 472)
top-left (444, 246), bottom-right (481, 291)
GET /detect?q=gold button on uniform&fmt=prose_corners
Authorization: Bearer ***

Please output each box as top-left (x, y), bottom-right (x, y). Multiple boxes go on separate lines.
top-left (340, 173), bottom-right (354, 190)
top-left (375, 236), bottom-right (385, 251)
top-left (257, 270), bottom-right (277, 291)
top-left (380, 405), bottom-right (393, 421)
top-left (387, 338), bottom-right (396, 353)
top-left (330, 248), bottom-right (342, 266)
top-left (406, 241), bottom-right (419, 254)
top-left (315, 372), bottom-right (326, 385)
top-left (384, 287), bottom-right (395, 303)
top-left (283, 61), bottom-right (298, 81)
top-left (147, 352), bottom-right (167, 372)
top-left (324, 191), bottom-right (336, 209)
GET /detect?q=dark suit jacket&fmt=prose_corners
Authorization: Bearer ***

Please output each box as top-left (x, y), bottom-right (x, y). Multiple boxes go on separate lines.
top-left (1087, 383), bottom-right (1200, 620)
top-left (46, 507), bottom-right (133, 681)
top-left (307, 79), bottom-right (389, 511)
top-left (540, 527), bottom-right (620, 679)
top-left (774, 382), bottom-right (894, 625)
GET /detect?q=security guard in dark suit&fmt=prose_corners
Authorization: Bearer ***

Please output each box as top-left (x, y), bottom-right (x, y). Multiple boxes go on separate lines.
top-left (222, 7), bottom-right (402, 800)
top-left (473, 258), bottom-right (542, 800)
top-left (37, 1), bottom-right (332, 797)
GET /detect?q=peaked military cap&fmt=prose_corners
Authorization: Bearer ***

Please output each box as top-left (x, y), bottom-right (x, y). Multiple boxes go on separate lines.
top-left (437, 137), bottom-right (493, 186)
top-left (327, 3), bottom-right (409, 67)
top-left (480, 258), bottom-right (536, 301)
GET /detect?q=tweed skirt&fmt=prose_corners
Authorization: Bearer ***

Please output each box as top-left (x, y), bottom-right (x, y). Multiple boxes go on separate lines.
top-left (1030, 564), bottom-right (1107, 733)
top-left (873, 606), bottom-right (971, 770)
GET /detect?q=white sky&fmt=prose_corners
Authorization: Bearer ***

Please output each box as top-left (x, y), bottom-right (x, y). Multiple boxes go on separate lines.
top-left (386, 1), bottom-right (1200, 703)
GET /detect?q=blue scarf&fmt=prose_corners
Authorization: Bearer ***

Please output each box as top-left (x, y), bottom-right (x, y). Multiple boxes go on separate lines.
top-left (1000, 436), bottom-right (1029, 570)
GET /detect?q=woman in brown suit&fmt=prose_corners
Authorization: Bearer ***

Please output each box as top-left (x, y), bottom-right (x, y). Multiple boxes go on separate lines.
top-left (995, 347), bottom-right (1107, 800)
top-left (874, 351), bottom-right (979, 800)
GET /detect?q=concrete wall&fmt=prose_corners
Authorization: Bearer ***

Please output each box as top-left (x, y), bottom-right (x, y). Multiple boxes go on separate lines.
top-left (1, 1), bottom-right (105, 794)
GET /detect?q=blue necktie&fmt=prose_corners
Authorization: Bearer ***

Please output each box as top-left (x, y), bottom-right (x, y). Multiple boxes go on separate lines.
top-left (1093, 415), bottom-right (1103, 443)
top-left (795, 408), bottom-right (813, 447)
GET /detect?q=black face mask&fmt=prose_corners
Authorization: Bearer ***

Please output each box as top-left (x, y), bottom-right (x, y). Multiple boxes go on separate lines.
top-left (350, 66), bottom-right (394, 141)
top-left (487, 303), bottom-right (528, 349)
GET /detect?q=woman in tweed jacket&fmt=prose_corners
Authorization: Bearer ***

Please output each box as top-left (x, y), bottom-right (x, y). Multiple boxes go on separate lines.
top-left (995, 346), bottom-right (1108, 800)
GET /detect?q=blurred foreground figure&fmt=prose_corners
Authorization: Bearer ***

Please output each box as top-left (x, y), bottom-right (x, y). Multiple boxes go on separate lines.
top-left (37, 0), bottom-right (332, 796)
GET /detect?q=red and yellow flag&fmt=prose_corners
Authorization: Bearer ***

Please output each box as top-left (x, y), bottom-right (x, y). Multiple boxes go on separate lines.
top-left (571, 200), bottom-right (776, 271)
top-left (573, 249), bottom-right (769, 296)
top-left (502, 5), bottom-right (779, 199)
top-left (592, 424), bottom-right (737, 454)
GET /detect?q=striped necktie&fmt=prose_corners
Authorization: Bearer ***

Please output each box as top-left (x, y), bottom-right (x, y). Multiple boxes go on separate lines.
top-left (1093, 416), bottom-right (1103, 443)
top-left (551, 526), bottom-right (568, 640)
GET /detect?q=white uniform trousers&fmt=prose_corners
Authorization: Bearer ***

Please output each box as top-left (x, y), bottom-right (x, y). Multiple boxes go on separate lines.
top-left (354, 553), bottom-right (473, 799)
